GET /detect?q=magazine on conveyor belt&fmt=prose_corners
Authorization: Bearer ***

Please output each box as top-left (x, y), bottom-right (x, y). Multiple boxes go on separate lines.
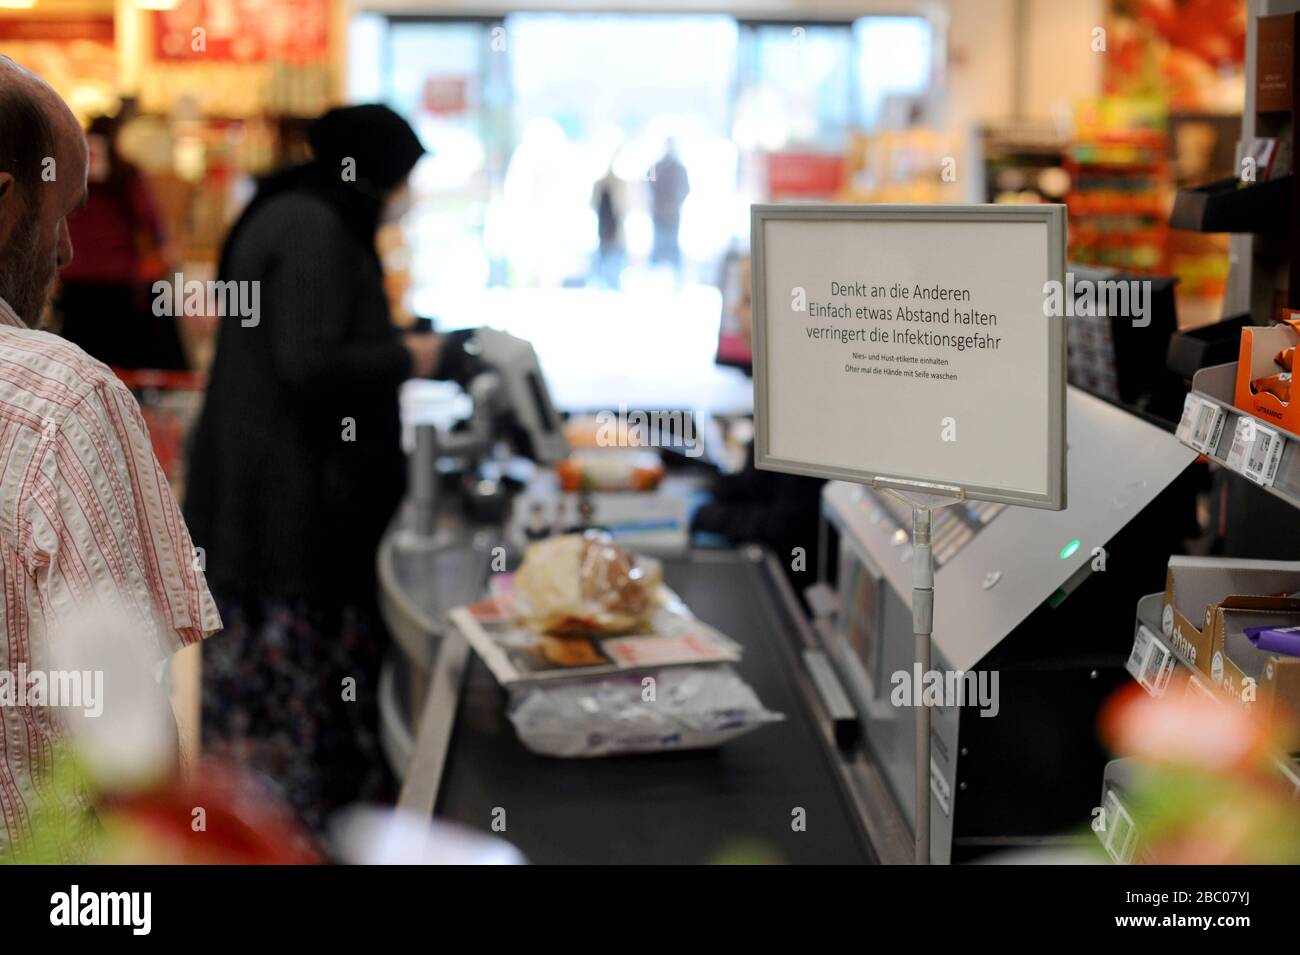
top-left (449, 574), bottom-right (743, 687)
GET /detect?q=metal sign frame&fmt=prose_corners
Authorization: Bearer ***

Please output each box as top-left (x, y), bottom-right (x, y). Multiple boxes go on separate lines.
top-left (750, 202), bottom-right (1068, 511)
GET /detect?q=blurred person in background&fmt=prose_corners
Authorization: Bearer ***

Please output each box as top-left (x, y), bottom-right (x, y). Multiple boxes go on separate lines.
top-left (185, 105), bottom-right (448, 833)
top-left (590, 162), bottom-right (625, 289)
top-left (649, 138), bottom-right (690, 280)
top-left (0, 57), bottom-right (220, 860)
top-left (57, 111), bottom-right (187, 370)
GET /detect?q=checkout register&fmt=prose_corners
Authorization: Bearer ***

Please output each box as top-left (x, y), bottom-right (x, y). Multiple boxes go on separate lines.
top-left (377, 300), bottom-right (1197, 864)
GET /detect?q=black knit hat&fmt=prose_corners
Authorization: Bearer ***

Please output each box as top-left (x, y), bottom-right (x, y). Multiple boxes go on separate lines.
top-left (308, 104), bottom-right (427, 190)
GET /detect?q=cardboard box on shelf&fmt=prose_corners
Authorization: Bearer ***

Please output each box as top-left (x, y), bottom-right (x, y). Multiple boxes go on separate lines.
top-left (1183, 668), bottom-right (1224, 705)
top-left (1211, 615), bottom-right (1300, 722)
top-left (1212, 603), bottom-right (1300, 718)
top-left (1234, 320), bottom-right (1300, 436)
top-left (1161, 557), bottom-right (1300, 677)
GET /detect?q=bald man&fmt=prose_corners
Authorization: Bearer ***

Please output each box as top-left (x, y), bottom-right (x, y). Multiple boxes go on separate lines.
top-left (0, 57), bottom-right (82, 327)
top-left (0, 57), bottom-right (220, 858)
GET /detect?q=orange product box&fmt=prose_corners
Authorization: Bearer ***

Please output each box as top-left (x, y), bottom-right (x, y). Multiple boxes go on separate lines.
top-left (1234, 316), bottom-right (1300, 435)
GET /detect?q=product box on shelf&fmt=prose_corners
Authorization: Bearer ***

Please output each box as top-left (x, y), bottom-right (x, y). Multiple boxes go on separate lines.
top-left (1161, 557), bottom-right (1300, 678)
top-left (1257, 11), bottom-right (1298, 114)
top-left (1234, 319), bottom-right (1300, 436)
top-left (1183, 667), bottom-right (1224, 705)
top-left (1212, 603), bottom-right (1300, 718)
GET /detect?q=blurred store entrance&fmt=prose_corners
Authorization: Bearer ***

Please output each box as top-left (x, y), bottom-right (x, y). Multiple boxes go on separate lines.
top-left (352, 11), bottom-right (937, 407)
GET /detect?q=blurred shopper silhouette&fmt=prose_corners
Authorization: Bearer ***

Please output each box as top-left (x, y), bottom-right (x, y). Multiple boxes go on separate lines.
top-left (649, 139), bottom-right (690, 278)
top-left (58, 111), bottom-right (187, 370)
top-left (185, 105), bottom-right (446, 832)
top-left (590, 163), bottom-right (625, 289)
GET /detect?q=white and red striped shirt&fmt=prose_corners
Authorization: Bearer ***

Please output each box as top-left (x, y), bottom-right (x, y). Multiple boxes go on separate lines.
top-left (0, 295), bottom-right (221, 857)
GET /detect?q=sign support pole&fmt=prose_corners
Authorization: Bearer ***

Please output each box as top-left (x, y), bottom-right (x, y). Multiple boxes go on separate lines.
top-left (912, 502), bottom-right (934, 866)
top-left (748, 203), bottom-right (1067, 863)
top-left (880, 483), bottom-right (964, 865)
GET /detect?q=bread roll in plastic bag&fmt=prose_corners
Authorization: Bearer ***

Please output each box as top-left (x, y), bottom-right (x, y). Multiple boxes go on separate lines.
top-left (513, 531), bottom-right (662, 635)
top-left (507, 666), bottom-right (784, 758)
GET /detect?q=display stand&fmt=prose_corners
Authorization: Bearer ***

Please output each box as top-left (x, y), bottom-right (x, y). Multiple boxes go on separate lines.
top-left (749, 204), bottom-right (1066, 864)
top-left (821, 389), bottom-right (1195, 864)
top-left (877, 481), bottom-right (964, 864)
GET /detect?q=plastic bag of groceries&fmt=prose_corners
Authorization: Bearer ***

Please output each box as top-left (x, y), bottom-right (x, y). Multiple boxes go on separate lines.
top-left (507, 665), bottom-right (783, 758)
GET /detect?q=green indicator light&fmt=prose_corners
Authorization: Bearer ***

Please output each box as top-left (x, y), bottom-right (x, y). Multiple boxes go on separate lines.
top-left (1060, 539), bottom-right (1081, 559)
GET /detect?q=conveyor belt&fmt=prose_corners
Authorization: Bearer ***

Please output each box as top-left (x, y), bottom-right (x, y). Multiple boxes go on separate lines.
top-left (434, 549), bottom-right (874, 864)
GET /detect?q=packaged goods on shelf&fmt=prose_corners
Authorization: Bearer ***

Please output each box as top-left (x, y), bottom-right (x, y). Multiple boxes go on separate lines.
top-left (1235, 318), bottom-right (1300, 436)
top-left (1160, 556), bottom-right (1300, 678)
top-left (1158, 557), bottom-right (1300, 718)
top-left (1214, 606), bottom-right (1300, 716)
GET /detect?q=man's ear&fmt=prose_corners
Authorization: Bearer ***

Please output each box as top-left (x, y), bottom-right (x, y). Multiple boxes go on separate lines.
top-left (0, 173), bottom-right (15, 252)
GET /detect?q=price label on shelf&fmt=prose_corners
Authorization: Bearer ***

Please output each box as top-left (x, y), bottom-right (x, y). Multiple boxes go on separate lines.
top-left (1244, 423), bottom-right (1284, 486)
top-left (1100, 789), bottom-right (1139, 864)
top-left (1176, 394), bottom-right (1226, 455)
top-left (1126, 624), bottom-right (1176, 696)
top-left (1231, 419), bottom-right (1285, 487)
top-left (1225, 415), bottom-right (1255, 472)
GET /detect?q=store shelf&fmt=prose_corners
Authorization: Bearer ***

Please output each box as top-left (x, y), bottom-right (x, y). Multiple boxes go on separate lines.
top-left (1166, 314), bottom-right (1251, 379)
top-left (1176, 362), bottom-right (1300, 509)
top-left (1170, 174), bottom-right (1293, 234)
top-left (1104, 595), bottom-right (1300, 865)
top-left (1127, 592), bottom-right (1210, 697)
top-left (1066, 125), bottom-right (1170, 272)
top-left (1095, 758), bottom-right (1152, 864)
top-left (1127, 592), bottom-right (1300, 799)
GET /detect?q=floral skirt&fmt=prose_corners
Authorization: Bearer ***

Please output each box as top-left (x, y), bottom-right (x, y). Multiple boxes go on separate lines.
top-left (201, 596), bottom-right (394, 837)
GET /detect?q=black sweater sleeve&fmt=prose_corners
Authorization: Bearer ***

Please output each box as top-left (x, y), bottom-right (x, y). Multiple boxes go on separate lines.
top-left (264, 199), bottom-right (412, 395)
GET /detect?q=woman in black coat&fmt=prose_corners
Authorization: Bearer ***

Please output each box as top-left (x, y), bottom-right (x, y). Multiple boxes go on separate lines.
top-left (185, 105), bottom-right (443, 831)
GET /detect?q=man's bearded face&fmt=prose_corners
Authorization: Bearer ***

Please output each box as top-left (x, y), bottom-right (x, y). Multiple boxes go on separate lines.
top-left (0, 192), bottom-right (56, 327)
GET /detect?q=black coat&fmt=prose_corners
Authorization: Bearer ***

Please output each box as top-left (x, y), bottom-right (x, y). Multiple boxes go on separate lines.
top-left (184, 190), bottom-right (411, 606)
top-left (691, 443), bottom-right (824, 575)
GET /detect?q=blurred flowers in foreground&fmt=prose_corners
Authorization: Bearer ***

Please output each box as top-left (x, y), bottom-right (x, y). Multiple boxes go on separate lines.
top-left (330, 807), bottom-right (525, 865)
top-left (8, 602), bottom-right (322, 863)
top-left (1096, 683), bottom-right (1300, 864)
top-left (92, 759), bottom-right (324, 864)
top-left (8, 602), bottom-right (523, 864)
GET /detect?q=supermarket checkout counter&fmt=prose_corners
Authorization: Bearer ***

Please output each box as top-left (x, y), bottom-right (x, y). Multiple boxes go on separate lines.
top-left (379, 530), bottom-right (880, 864)
top-left (378, 386), bottom-right (1199, 865)
top-left (377, 327), bottom-right (881, 863)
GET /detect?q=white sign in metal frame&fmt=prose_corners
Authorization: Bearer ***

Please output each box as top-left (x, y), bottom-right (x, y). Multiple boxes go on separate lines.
top-left (751, 203), bottom-right (1068, 511)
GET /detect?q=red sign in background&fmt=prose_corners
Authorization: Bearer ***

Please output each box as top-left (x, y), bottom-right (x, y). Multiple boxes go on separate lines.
top-left (0, 17), bottom-right (114, 43)
top-left (765, 152), bottom-right (845, 199)
top-left (423, 77), bottom-right (469, 115)
top-left (154, 0), bottom-right (330, 62)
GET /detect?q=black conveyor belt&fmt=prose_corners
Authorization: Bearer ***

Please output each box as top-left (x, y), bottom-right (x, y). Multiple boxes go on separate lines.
top-left (435, 550), bottom-right (874, 864)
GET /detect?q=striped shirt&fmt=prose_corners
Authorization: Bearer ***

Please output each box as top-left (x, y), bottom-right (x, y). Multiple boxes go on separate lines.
top-left (0, 295), bottom-right (221, 858)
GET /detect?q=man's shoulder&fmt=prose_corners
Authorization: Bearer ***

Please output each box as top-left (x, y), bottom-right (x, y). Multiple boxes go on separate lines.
top-left (0, 326), bottom-right (131, 427)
